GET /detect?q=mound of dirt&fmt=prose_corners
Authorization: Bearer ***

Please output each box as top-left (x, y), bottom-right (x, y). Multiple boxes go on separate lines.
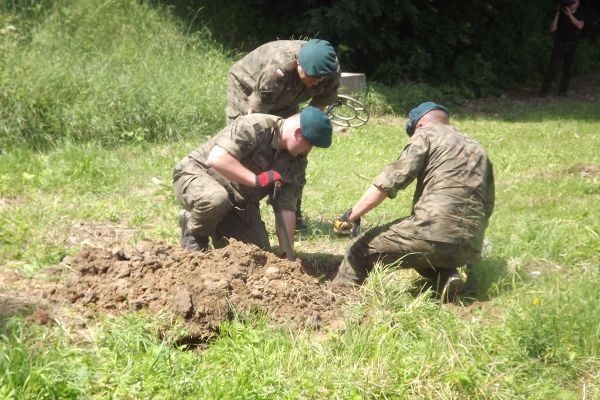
top-left (59, 239), bottom-right (354, 342)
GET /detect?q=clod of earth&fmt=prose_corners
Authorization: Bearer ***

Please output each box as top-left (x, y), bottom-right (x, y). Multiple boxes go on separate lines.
top-left (58, 239), bottom-right (354, 342)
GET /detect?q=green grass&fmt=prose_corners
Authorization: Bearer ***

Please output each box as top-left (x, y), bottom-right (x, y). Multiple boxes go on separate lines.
top-left (1, 0), bottom-right (600, 398)
top-left (2, 271), bottom-right (599, 398)
top-left (1, 0), bottom-right (229, 151)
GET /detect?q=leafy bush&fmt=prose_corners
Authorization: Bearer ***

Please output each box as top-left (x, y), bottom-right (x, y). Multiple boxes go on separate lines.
top-left (184, 0), bottom-right (600, 94)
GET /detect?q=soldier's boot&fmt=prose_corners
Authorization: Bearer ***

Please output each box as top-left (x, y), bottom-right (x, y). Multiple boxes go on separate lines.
top-left (460, 265), bottom-right (478, 297)
top-left (295, 212), bottom-right (308, 231)
top-left (295, 198), bottom-right (308, 231)
top-left (436, 268), bottom-right (464, 303)
top-left (178, 210), bottom-right (208, 252)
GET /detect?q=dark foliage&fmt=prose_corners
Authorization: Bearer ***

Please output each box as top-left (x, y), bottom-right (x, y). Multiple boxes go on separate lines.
top-left (164, 0), bottom-right (600, 95)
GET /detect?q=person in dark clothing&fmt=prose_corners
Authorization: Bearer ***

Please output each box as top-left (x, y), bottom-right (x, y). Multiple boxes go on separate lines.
top-left (540, 0), bottom-right (585, 97)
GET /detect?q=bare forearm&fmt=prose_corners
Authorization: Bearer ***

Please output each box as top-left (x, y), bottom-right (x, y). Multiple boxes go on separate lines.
top-left (348, 185), bottom-right (388, 222)
top-left (551, 12), bottom-right (559, 32)
top-left (206, 145), bottom-right (257, 186)
top-left (569, 15), bottom-right (584, 30)
top-left (276, 209), bottom-right (296, 253)
top-left (561, 8), bottom-right (584, 30)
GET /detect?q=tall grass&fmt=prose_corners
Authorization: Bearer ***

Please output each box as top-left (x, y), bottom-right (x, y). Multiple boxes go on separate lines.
top-left (1, 0), bottom-right (229, 151)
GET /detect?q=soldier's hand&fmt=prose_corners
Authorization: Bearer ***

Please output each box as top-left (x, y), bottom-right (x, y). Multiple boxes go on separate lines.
top-left (256, 170), bottom-right (284, 188)
top-left (333, 208), bottom-right (361, 237)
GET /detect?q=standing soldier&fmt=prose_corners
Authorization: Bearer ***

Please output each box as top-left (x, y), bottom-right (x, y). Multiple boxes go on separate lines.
top-left (333, 102), bottom-right (495, 301)
top-left (226, 39), bottom-right (341, 229)
top-left (173, 107), bottom-right (332, 255)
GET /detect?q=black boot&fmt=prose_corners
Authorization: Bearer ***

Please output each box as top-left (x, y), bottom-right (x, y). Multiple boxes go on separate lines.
top-left (436, 268), bottom-right (464, 303)
top-left (416, 267), bottom-right (463, 302)
top-left (460, 265), bottom-right (478, 297)
top-left (295, 199), bottom-right (308, 231)
top-left (295, 213), bottom-right (308, 231)
top-left (178, 210), bottom-right (208, 251)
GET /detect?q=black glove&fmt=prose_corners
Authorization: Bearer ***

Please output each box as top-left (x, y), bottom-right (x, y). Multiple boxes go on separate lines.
top-left (333, 208), bottom-right (361, 237)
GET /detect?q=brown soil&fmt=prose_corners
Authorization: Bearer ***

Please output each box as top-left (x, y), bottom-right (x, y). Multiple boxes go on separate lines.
top-left (1, 238), bottom-right (354, 344)
top-left (461, 72), bottom-right (600, 114)
top-left (576, 163), bottom-right (600, 179)
top-left (508, 71), bottom-right (600, 102)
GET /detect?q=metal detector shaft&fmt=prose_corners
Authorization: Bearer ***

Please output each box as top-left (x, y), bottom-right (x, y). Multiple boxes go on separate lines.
top-left (271, 181), bottom-right (295, 260)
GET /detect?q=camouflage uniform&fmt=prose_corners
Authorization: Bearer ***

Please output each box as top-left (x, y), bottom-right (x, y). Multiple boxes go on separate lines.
top-left (226, 40), bottom-right (340, 224)
top-left (173, 114), bottom-right (307, 250)
top-left (226, 40), bottom-right (340, 122)
top-left (335, 124), bottom-right (495, 285)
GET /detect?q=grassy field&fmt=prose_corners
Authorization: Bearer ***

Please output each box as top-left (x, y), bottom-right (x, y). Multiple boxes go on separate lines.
top-left (1, 1), bottom-right (600, 398)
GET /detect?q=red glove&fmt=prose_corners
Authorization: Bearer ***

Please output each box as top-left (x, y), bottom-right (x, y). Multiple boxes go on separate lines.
top-left (255, 170), bottom-right (283, 188)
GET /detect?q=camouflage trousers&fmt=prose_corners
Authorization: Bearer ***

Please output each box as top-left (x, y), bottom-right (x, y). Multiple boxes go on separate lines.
top-left (173, 165), bottom-right (270, 250)
top-left (334, 218), bottom-right (479, 285)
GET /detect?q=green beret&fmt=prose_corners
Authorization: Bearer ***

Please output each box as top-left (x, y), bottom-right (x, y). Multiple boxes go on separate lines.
top-left (300, 106), bottom-right (332, 148)
top-left (298, 39), bottom-right (338, 77)
top-left (405, 101), bottom-right (449, 136)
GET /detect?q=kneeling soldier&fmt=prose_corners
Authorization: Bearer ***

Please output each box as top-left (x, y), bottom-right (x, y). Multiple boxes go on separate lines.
top-left (333, 102), bottom-right (495, 300)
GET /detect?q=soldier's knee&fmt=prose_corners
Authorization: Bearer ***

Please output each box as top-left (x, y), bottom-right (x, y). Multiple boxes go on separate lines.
top-left (204, 189), bottom-right (230, 210)
top-left (335, 259), bottom-right (367, 286)
top-left (190, 188), bottom-right (231, 221)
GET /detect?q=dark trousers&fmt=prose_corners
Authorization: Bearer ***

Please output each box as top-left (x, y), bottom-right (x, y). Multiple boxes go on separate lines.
top-left (541, 41), bottom-right (577, 96)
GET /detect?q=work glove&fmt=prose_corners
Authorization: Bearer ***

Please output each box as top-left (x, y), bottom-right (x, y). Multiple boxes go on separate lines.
top-left (255, 170), bottom-right (284, 188)
top-left (333, 208), bottom-right (361, 237)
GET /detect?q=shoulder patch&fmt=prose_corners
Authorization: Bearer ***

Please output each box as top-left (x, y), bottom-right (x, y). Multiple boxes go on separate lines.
top-left (274, 68), bottom-right (285, 79)
top-left (253, 123), bottom-right (264, 134)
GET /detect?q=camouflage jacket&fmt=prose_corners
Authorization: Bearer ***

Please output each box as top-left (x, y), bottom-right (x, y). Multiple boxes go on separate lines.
top-left (176, 114), bottom-right (307, 211)
top-left (372, 124), bottom-right (495, 251)
top-left (226, 40), bottom-right (340, 120)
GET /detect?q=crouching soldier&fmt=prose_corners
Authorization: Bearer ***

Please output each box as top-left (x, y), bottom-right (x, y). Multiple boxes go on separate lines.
top-left (173, 106), bottom-right (332, 256)
top-left (333, 102), bottom-right (495, 300)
